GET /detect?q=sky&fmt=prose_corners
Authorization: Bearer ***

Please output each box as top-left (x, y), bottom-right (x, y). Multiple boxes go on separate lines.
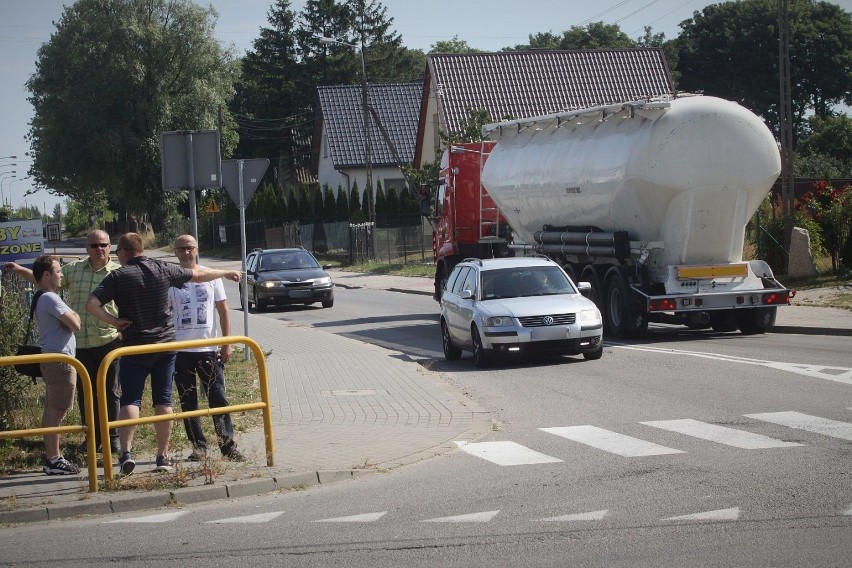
top-left (1, 0), bottom-right (850, 215)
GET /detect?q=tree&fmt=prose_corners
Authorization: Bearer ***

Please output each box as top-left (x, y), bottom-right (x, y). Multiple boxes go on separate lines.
top-left (26, 0), bottom-right (240, 231)
top-left (231, 0), bottom-right (302, 172)
top-left (430, 36), bottom-right (481, 53)
top-left (514, 22), bottom-right (636, 51)
top-left (674, 0), bottom-right (852, 143)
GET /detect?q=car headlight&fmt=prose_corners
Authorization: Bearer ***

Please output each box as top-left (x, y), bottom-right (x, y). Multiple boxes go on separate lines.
top-left (578, 308), bottom-right (602, 327)
top-left (260, 281), bottom-right (277, 288)
top-left (485, 316), bottom-right (514, 327)
top-left (314, 276), bottom-right (332, 286)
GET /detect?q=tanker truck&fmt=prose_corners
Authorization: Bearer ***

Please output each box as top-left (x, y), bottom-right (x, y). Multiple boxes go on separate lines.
top-left (431, 94), bottom-right (793, 338)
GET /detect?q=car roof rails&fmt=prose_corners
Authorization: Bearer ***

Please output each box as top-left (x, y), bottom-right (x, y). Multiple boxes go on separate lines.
top-left (461, 257), bottom-right (483, 266)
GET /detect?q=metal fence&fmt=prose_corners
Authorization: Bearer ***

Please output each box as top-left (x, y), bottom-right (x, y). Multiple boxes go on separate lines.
top-left (212, 215), bottom-right (433, 266)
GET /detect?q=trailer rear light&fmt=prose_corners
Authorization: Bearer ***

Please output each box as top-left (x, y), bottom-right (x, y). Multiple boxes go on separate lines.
top-left (649, 298), bottom-right (677, 311)
top-left (763, 291), bottom-right (791, 305)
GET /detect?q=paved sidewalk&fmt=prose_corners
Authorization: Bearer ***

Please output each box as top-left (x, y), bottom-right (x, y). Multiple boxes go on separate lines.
top-left (0, 253), bottom-right (848, 524)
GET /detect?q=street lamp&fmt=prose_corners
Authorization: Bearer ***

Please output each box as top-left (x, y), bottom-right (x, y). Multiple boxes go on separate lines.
top-left (1, 173), bottom-right (16, 207)
top-left (318, 34), bottom-right (374, 225)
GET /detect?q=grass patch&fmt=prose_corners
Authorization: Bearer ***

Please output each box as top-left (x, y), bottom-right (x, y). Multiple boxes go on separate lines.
top-left (345, 259), bottom-right (433, 278)
top-left (0, 348), bottom-right (263, 475)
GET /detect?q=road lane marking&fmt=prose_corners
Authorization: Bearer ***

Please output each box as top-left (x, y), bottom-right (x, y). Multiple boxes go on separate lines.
top-left (609, 343), bottom-right (852, 386)
top-left (744, 411), bottom-right (852, 441)
top-left (454, 440), bottom-right (562, 465)
top-left (641, 419), bottom-right (803, 449)
top-left (422, 510), bottom-right (500, 523)
top-left (107, 511), bottom-right (187, 523)
top-left (662, 507), bottom-right (740, 521)
top-left (208, 512), bottom-right (284, 524)
top-left (313, 511), bottom-right (387, 523)
top-left (536, 510), bottom-right (608, 522)
top-left (540, 426), bottom-right (685, 457)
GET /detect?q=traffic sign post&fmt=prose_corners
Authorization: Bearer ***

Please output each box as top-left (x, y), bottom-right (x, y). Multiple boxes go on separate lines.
top-left (160, 130), bottom-right (222, 241)
top-left (221, 158), bottom-right (269, 359)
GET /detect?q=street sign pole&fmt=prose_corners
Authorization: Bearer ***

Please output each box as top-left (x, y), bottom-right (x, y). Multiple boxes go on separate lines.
top-left (238, 159), bottom-right (251, 361)
top-left (186, 132), bottom-right (199, 241)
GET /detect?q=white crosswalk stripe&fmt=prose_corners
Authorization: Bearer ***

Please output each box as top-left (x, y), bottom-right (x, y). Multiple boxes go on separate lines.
top-left (422, 510), bottom-right (500, 523)
top-left (454, 440), bottom-right (562, 465)
top-left (662, 507), bottom-right (740, 521)
top-left (536, 510), bottom-right (608, 522)
top-left (313, 512), bottom-right (388, 523)
top-left (745, 411), bottom-right (852, 441)
top-left (107, 511), bottom-right (188, 523)
top-left (540, 425), bottom-right (685, 457)
top-left (641, 419), bottom-right (803, 449)
top-left (207, 512), bottom-right (284, 524)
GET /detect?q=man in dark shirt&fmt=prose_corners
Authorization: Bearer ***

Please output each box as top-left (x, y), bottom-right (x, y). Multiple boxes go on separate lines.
top-left (86, 233), bottom-right (242, 475)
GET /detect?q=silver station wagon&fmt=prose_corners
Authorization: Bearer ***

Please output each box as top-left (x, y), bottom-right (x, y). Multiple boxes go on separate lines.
top-left (440, 257), bottom-right (603, 367)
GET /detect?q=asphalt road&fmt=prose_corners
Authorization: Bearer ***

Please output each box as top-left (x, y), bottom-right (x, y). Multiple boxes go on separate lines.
top-left (4, 270), bottom-right (848, 567)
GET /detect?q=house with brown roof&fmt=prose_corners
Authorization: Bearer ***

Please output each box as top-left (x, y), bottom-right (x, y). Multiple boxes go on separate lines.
top-left (312, 82), bottom-right (423, 199)
top-left (415, 48), bottom-right (675, 167)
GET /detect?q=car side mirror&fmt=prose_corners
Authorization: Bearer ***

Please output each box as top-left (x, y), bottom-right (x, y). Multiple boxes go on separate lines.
top-left (459, 289), bottom-right (473, 300)
top-left (322, 264), bottom-right (333, 270)
top-left (577, 281), bottom-right (592, 296)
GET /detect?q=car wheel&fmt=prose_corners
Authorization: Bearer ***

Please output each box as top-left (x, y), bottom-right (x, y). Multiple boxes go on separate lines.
top-left (255, 293), bottom-right (267, 312)
top-left (471, 325), bottom-right (492, 368)
top-left (322, 299), bottom-right (334, 308)
top-left (441, 319), bottom-right (462, 361)
top-left (583, 341), bottom-right (603, 361)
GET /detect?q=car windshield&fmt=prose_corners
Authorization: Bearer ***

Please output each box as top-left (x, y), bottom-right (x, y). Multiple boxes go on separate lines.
top-left (259, 251), bottom-right (319, 272)
top-left (480, 266), bottom-right (575, 300)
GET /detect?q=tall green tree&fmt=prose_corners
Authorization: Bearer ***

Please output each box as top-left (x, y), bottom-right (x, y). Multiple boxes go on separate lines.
top-left (26, 0), bottom-right (239, 229)
top-left (231, 0), bottom-right (302, 166)
top-left (513, 22), bottom-right (636, 51)
top-left (674, 0), bottom-right (852, 143)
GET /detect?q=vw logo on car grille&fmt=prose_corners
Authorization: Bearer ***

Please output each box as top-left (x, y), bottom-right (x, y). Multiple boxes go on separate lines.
top-left (542, 315), bottom-right (554, 326)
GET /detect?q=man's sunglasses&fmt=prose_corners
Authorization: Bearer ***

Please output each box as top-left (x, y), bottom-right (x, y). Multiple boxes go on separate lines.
top-left (88, 243), bottom-right (110, 248)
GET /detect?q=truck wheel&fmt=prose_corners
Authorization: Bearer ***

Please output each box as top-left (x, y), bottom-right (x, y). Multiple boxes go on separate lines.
top-left (605, 271), bottom-right (628, 339)
top-left (709, 310), bottom-right (737, 332)
top-left (471, 325), bottom-right (492, 368)
top-left (441, 319), bottom-right (462, 360)
top-left (579, 265), bottom-right (603, 312)
top-left (603, 267), bottom-right (647, 338)
top-left (736, 307), bottom-right (777, 335)
top-left (685, 312), bottom-right (711, 329)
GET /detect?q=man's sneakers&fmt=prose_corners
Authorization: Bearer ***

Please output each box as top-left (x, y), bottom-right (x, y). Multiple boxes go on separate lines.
top-left (187, 448), bottom-right (206, 462)
top-left (224, 448), bottom-right (246, 462)
top-left (119, 451), bottom-right (135, 476)
top-left (155, 454), bottom-right (175, 473)
top-left (43, 456), bottom-right (80, 475)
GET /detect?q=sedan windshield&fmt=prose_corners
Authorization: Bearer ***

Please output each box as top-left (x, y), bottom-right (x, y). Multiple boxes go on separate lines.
top-left (481, 266), bottom-right (575, 300)
top-left (259, 252), bottom-right (320, 271)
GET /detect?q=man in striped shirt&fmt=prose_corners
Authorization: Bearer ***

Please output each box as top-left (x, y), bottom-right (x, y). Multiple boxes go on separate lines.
top-left (3, 229), bottom-right (122, 455)
top-left (86, 232), bottom-right (243, 475)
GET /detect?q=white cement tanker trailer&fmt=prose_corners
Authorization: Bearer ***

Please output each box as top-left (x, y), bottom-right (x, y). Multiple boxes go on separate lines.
top-left (432, 94), bottom-right (792, 337)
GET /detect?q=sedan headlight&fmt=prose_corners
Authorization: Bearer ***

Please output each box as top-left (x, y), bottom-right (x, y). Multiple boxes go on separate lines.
top-left (314, 276), bottom-right (332, 286)
top-left (485, 316), bottom-right (514, 327)
top-left (578, 308), bottom-right (602, 327)
top-left (260, 281), bottom-right (277, 288)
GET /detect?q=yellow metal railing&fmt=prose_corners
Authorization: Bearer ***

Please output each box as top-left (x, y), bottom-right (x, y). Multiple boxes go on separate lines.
top-left (98, 336), bottom-right (274, 482)
top-left (0, 336), bottom-right (273, 493)
top-left (0, 353), bottom-right (99, 492)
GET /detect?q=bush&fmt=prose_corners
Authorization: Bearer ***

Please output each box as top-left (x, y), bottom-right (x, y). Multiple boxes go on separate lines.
top-left (0, 275), bottom-right (42, 432)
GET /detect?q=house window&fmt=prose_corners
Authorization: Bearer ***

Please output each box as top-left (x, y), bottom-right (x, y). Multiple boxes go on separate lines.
top-left (383, 178), bottom-right (406, 196)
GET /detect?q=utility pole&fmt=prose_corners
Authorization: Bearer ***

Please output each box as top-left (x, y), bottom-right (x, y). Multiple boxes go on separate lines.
top-left (778, 0), bottom-right (795, 273)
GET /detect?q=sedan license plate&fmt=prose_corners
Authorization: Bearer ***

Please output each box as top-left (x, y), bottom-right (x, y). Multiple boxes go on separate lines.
top-left (289, 289), bottom-right (314, 299)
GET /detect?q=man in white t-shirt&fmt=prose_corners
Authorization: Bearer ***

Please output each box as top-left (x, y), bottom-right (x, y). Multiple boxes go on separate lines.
top-left (168, 235), bottom-right (244, 462)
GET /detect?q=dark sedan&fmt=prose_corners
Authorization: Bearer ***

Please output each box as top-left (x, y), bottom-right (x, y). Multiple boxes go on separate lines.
top-left (241, 248), bottom-right (334, 311)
